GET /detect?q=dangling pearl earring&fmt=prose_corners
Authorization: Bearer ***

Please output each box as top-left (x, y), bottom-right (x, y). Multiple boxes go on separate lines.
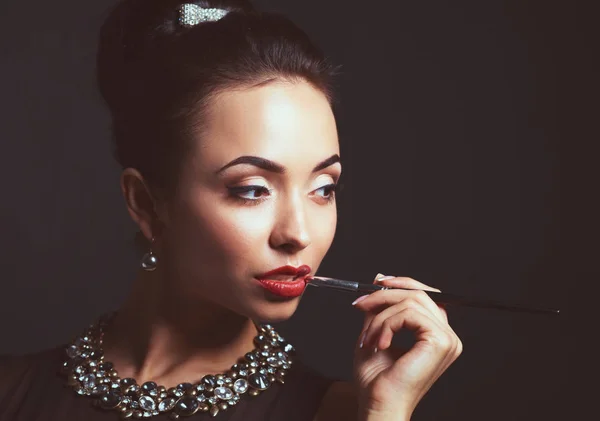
top-left (140, 236), bottom-right (158, 271)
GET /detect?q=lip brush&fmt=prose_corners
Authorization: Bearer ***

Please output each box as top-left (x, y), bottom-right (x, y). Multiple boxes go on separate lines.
top-left (306, 276), bottom-right (560, 315)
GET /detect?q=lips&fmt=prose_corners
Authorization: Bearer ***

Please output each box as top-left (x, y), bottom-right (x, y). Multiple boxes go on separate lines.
top-left (256, 265), bottom-right (312, 298)
top-left (257, 265), bottom-right (311, 280)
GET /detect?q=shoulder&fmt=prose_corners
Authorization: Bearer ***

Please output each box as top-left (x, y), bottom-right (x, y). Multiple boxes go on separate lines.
top-left (0, 345), bottom-right (64, 372)
top-left (0, 345), bottom-right (75, 419)
top-left (313, 380), bottom-right (359, 421)
top-left (0, 346), bottom-right (65, 399)
top-left (0, 351), bottom-right (38, 388)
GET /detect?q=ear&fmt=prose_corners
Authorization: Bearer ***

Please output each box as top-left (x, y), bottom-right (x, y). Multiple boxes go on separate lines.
top-left (120, 168), bottom-right (164, 241)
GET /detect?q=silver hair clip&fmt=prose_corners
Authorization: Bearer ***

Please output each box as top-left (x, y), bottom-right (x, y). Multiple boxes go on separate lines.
top-left (177, 3), bottom-right (229, 27)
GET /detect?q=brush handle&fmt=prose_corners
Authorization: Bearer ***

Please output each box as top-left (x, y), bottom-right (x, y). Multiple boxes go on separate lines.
top-left (308, 277), bottom-right (560, 315)
top-left (359, 283), bottom-right (559, 315)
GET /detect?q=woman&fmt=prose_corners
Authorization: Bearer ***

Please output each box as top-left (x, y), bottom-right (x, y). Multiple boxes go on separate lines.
top-left (0, 0), bottom-right (462, 420)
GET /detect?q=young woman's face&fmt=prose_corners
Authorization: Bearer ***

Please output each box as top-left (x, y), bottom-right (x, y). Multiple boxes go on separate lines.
top-left (160, 80), bottom-right (341, 322)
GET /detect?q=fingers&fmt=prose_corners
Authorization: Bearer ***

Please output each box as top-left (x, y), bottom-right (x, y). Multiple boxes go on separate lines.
top-left (383, 308), bottom-right (461, 399)
top-left (361, 299), bottom-right (451, 352)
top-left (359, 288), bottom-right (447, 326)
top-left (376, 276), bottom-right (441, 293)
top-left (352, 274), bottom-right (464, 411)
top-left (356, 273), bottom-right (386, 328)
top-left (363, 301), bottom-right (463, 379)
top-left (374, 276), bottom-right (448, 323)
top-left (354, 273), bottom-right (388, 350)
top-left (354, 274), bottom-right (460, 356)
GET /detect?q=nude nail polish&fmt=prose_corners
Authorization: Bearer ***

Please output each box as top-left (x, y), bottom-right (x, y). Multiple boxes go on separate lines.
top-left (352, 295), bottom-right (370, 306)
top-left (359, 331), bottom-right (367, 348)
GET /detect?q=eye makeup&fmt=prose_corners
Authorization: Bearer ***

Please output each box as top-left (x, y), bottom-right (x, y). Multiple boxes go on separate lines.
top-left (227, 183), bottom-right (339, 206)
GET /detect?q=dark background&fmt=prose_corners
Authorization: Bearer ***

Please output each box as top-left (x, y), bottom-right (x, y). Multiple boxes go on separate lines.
top-left (0, 0), bottom-right (597, 420)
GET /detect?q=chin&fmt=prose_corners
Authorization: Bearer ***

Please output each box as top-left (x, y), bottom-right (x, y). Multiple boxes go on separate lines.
top-left (248, 299), bottom-right (301, 324)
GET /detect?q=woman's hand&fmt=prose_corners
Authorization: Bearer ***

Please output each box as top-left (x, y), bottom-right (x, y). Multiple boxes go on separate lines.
top-left (352, 273), bottom-right (463, 421)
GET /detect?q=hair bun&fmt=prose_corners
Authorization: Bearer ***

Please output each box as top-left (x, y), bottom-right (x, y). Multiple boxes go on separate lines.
top-left (97, 0), bottom-right (338, 198)
top-left (97, 0), bottom-right (255, 113)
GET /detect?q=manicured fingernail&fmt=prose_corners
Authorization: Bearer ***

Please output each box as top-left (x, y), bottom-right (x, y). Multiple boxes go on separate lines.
top-left (375, 273), bottom-right (385, 280)
top-left (359, 331), bottom-right (367, 348)
top-left (375, 276), bottom-right (395, 282)
top-left (352, 295), bottom-right (370, 306)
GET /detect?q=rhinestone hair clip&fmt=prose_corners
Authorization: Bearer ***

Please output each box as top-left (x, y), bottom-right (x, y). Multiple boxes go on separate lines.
top-left (177, 3), bottom-right (230, 27)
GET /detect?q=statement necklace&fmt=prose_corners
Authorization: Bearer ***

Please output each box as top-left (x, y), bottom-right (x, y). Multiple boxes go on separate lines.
top-left (61, 313), bottom-right (295, 419)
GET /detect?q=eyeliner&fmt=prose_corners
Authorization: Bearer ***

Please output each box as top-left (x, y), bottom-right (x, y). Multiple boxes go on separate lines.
top-left (306, 276), bottom-right (560, 315)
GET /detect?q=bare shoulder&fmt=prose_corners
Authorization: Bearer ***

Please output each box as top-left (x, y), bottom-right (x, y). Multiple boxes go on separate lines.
top-left (313, 380), bottom-right (359, 421)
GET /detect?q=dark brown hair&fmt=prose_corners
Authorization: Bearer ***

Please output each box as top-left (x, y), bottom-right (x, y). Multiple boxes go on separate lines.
top-left (97, 0), bottom-right (340, 200)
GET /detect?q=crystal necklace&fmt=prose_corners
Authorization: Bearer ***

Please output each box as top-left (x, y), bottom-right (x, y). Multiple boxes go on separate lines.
top-left (62, 313), bottom-right (295, 419)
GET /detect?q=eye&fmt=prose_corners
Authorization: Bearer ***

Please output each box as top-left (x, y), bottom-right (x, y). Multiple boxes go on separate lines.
top-left (313, 183), bottom-right (338, 203)
top-left (227, 185), bottom-right (272, 206)
top-left (227, 183), bottom-right (339, 206)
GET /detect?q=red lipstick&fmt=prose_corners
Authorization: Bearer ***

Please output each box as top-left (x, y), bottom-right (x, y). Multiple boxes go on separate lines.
top-left (256, 264), bottom-right (312, 298)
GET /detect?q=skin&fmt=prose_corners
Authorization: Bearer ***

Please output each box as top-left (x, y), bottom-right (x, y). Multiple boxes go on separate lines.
top-left (351, 275), bottom-right (463, 420)
top-left (313, 274), bottom-right (463, 421)
top-left (103, 78), bottom-right (463, 420)
top-left (103, 79), bottom-right (341, 387)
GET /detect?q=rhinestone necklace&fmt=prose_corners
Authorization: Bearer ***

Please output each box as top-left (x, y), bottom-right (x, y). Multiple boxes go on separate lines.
top-left (62, 313), bottom-right (295, 419)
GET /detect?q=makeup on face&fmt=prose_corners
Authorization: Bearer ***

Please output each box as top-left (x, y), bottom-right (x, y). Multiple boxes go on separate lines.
top-left (255, 265), bottom-right (312, 298)
top-left (213, 153), bottom-right (341, 210)
top-left (216, 154), bottom-right (341, 175)
top-left (178, 82), bottom-right (339, 320)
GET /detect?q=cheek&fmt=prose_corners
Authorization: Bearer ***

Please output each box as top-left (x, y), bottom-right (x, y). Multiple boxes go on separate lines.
top-left (169, 198), bottom-right (271, 269)
top-left (313, 209), bottom-right (337, 251)
top-left (204, 210), bottom-right (270, 259)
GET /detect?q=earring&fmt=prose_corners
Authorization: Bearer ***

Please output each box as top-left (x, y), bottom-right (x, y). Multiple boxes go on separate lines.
top-left (140, 236), bottom-right (158, 271)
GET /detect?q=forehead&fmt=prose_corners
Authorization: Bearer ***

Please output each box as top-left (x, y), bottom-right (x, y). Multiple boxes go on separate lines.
top-left (196, 80), bottom-right (339, 172)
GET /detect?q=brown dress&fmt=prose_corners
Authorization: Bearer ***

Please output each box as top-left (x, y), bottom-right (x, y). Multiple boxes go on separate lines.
top-left (0, 345), bottom-right (334, 421)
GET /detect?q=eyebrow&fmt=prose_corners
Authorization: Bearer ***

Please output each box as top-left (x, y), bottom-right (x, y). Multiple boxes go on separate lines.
top-left (216, 154), bottom-right (341, 175)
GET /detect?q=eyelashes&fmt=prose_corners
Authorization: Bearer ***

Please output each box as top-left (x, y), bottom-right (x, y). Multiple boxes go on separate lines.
top-left (227, 183), bottom-right (339, 206)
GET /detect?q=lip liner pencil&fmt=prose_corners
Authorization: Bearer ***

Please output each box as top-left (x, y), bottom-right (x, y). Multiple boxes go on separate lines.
top-left (306, 276), bottom-right (560, 316)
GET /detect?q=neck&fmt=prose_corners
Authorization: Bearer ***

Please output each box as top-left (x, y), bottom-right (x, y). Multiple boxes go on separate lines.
top-left (101, 267), bottom-right (258, 388)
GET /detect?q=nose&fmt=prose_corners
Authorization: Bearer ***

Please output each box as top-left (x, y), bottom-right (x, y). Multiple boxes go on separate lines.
top-left (269, 191), bottom-right (311, 254)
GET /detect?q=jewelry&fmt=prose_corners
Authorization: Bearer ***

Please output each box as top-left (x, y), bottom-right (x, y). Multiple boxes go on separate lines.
top-left (177, 4), bottom-right (229, 28)
top-left (140, 236), bottom-right (158, 271)
top-left (62, 313), bottom-right (295, 418)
